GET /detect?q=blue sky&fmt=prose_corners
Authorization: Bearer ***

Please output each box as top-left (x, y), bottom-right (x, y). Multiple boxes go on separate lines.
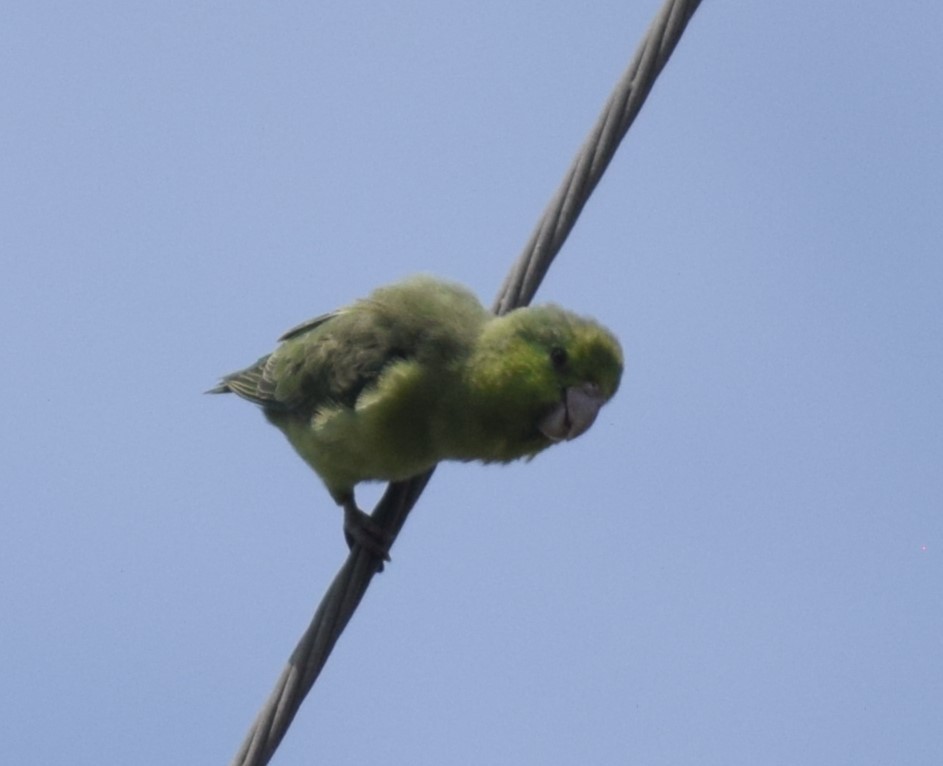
top-left (3, 2), bottom-right (941, 764)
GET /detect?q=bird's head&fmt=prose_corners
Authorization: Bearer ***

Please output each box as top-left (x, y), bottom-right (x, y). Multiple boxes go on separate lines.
top-left (471, 304), bottom-right (623, 452)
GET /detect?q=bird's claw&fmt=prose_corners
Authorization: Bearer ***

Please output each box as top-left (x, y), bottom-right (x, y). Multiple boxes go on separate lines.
top-left (342, 501), bottom-right (392, 569)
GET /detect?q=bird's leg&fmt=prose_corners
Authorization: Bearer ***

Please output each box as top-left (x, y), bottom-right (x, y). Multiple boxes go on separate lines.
top-left (340, 494), bottom-right (392, 565)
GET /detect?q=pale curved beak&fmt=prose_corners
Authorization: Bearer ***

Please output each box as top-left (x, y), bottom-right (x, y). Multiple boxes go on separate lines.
top-left (538, 382), bottom-right (605, 442)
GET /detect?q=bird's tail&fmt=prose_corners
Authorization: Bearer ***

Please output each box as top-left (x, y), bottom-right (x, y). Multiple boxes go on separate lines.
top-left (205, 381), bottom-right (232, 394)
top-left (205, 355), bottom-right (271, 403)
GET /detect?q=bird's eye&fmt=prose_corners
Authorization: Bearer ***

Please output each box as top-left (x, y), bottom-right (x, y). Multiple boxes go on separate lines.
top-left (549, 346), bottom-right (568, 370)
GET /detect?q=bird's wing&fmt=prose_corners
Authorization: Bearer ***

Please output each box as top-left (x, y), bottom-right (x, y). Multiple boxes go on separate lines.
top-left (214, 306), bottom-right (420, 413)
top-left (277, 311), bottom-right (338, 342)
top-left (213, 278), bottom-right (488, 414)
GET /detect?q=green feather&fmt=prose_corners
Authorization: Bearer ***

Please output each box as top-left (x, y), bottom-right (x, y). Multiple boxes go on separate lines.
top-left (210, 275), bottom-right (623, 506)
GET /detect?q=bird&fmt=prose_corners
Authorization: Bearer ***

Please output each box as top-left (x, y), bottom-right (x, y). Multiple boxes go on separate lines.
top-left (209, 275), bottom-right (623, 562)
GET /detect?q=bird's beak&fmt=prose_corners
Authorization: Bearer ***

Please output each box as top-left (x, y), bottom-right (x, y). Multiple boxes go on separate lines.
top-left (538, 382), bottom-right (605, 442)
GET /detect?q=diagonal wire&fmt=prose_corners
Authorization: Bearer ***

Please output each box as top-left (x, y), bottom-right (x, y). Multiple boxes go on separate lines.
top-left (495, 0), bottom-right (703, 314)
top-left (230, 1), bottom-right (703, 763)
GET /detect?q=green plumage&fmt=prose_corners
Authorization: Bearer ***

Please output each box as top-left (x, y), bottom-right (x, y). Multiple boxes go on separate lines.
top-left (210, 275), bottom-right (622, 541)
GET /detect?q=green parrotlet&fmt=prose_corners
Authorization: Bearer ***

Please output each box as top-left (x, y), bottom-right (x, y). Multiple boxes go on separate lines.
top-left (210, 275), bottom-right (623, 560)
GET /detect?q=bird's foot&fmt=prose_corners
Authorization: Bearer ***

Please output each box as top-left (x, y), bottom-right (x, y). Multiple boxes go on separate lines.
top-left (342, 500), bottom-right (392, 569)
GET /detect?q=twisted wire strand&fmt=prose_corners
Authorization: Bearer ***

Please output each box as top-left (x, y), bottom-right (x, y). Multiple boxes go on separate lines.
top-left (495, 0), bottom-right (703, 313)
top-left (231, 1), bottom-right (703, 763)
